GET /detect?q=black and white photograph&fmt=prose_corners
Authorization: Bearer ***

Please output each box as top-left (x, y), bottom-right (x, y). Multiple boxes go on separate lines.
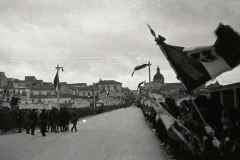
top-left (0, 0), bottom-right (240, 160)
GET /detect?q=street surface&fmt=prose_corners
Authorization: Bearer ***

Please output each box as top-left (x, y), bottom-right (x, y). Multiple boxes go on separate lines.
top-left (0, 105), bottom-right (170, 160)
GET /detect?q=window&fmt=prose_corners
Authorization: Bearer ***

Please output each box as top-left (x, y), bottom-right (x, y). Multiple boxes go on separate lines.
top-left (32, 99), bottom-right (34, 103)
top-left (88, 92), bottom-right (90, 96)
top-left (83, 92), bottom-right (85, 97)
top-left (47, 92), bottom-right (51, 95)
top-left (38, 99), bottom-right (41, 103)
top-left (25, 102), bottom-right (28, 104)
top-left (114, 86), bottom-right (117, 90)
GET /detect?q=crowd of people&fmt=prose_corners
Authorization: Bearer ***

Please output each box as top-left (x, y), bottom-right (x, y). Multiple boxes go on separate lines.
top-left (140, 95), bottom-right (240, 160)
top-left (0, 103), bottom-right (128, 136)
top-left (0, 107), bottom-right (80, 136)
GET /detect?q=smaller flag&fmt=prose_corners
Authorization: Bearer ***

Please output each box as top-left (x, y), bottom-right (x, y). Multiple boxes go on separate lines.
top-left (132, 64), bottom-right (151, 77)
top-left (54, 72), bottom-right (60, 92)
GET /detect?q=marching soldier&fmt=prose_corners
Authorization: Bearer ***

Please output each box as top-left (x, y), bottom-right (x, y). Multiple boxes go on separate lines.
top-left (24, 109), bottom-right (30, 134)
top-left (40, 109), bottom-right (48, 136)
top-left (29, 109), bottom-right (37, 135)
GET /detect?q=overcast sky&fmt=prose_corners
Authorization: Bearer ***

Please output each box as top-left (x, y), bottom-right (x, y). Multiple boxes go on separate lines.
top-left (1, 0), bottom-right (240, 90)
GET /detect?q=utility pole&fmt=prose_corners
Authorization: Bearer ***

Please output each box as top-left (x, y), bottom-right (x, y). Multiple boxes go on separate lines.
top-left (93, 82), bottom-right (95, 108)
top-left (55, 64), bottom-right (64, 109)
top-left (148, 61), bottom-right (151, 94)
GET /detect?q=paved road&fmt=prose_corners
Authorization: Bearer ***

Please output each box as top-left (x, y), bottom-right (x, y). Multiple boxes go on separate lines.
top-left (0, 106), bottom-right (170, 160)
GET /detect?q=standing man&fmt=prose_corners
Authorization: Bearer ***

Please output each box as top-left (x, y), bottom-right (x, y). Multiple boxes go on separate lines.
top-left (70, 108), bottom-right (78, 132)
top-left (24, 109), bottom-right (30, 134)
top-left (40, 109), bottom-right (48, 136)
top-left (16, 108), bottom-right (23, 133)
top-left (29, 109), bottom-right (37, 135)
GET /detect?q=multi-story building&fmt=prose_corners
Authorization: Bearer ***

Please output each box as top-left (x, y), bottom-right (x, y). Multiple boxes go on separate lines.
top-left (68, 83), bottom-right (87, 88)
top-left (0, 72), bottom-right (7, 87)
top-left (77, 85), bottom-right (99, 98)
top-left (0, 71), bottom-right (128, 108)
top-left (207, 82), bottom-right (240, 110)
top-left (59, 82), bottom-right (69, 94)
top-left (68, 83), bottom-right (87, 96)
top-left (97, 79), bottom-right (122, 93)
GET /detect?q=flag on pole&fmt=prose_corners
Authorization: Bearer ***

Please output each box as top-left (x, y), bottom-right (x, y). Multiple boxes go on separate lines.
top-left (156, 23), bottom-right (240, 92)
top-left (54, 72), bottom-right (60, 92)
top-left (132, 64), bottom-right (151, 77)
top-left (160, 43), bottom-right (211, 91)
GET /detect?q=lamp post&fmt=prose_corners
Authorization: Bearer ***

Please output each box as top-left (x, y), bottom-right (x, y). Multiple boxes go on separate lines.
top-left (55, 64), bottom-right (64, 109)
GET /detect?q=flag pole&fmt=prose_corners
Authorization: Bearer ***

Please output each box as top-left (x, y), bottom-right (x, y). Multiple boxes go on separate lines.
top-left (55, 64), bottom-right (64, 109)
top-left (93, 82), bottom-right (95, 108)
top-left (148, 61), bottom-right (151, 94)
top-left (147, 24), bottom-right (207, 125)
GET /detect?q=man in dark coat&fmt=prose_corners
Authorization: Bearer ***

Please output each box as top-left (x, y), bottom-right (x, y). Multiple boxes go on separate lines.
top-left (16, 109), bottom-right (23, 133)
top-left (40, 109), bottom-right (48, 136)
top-left (29, 109), bottom-right (37, 135)
top-left (70, 108), bottom-right (78, 132)
top-left (24, 109), bottom-right (30, 134)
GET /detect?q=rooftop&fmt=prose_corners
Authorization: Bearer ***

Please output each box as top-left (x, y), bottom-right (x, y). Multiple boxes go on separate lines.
top-left (99, 80), bottom-right (122, 85)
top-left (31, 94), bottom-right (72, 98)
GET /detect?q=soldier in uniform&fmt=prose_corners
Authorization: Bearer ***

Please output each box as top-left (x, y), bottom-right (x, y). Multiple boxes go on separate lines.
top-left (16, 109), bottom-right (23, 133)
top-left (70, 108), bottom-right (78, 132)
top-left (65, 108), bottom-right (70, 131)
top-left (24, 109), bottom-right (30, 134)
top-left (40, 109), bottom-right (48, 136)
top-left (29, 109), bottom-right (37, 135)
top-left (47, 108), bottom-right (54, 132)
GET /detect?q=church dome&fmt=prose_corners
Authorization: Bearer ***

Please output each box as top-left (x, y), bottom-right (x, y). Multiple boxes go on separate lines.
top-left (153, 66), bottom-right (164, 83)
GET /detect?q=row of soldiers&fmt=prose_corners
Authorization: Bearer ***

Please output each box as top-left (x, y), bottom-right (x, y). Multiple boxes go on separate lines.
top-left (0, 104), bottom-right (127, 135)
top-left (0, 107), bottom-right (79, 136)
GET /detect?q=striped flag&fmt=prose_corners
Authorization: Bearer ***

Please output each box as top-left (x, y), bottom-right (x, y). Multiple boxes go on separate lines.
top-left (54, 72), bottom-right (60, 92)
top-left (157, 23), bottom-right (240, 92)
top-left (132, 64), bottom-right (151, 77)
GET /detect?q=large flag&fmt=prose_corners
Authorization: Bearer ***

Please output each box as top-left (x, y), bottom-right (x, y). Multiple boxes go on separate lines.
top-left (157, 23), bottom-right (240, 92)
top-left (54, 72), bottom-right (60, 92)
top-left (132, 63), bottom-right (151, 77)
